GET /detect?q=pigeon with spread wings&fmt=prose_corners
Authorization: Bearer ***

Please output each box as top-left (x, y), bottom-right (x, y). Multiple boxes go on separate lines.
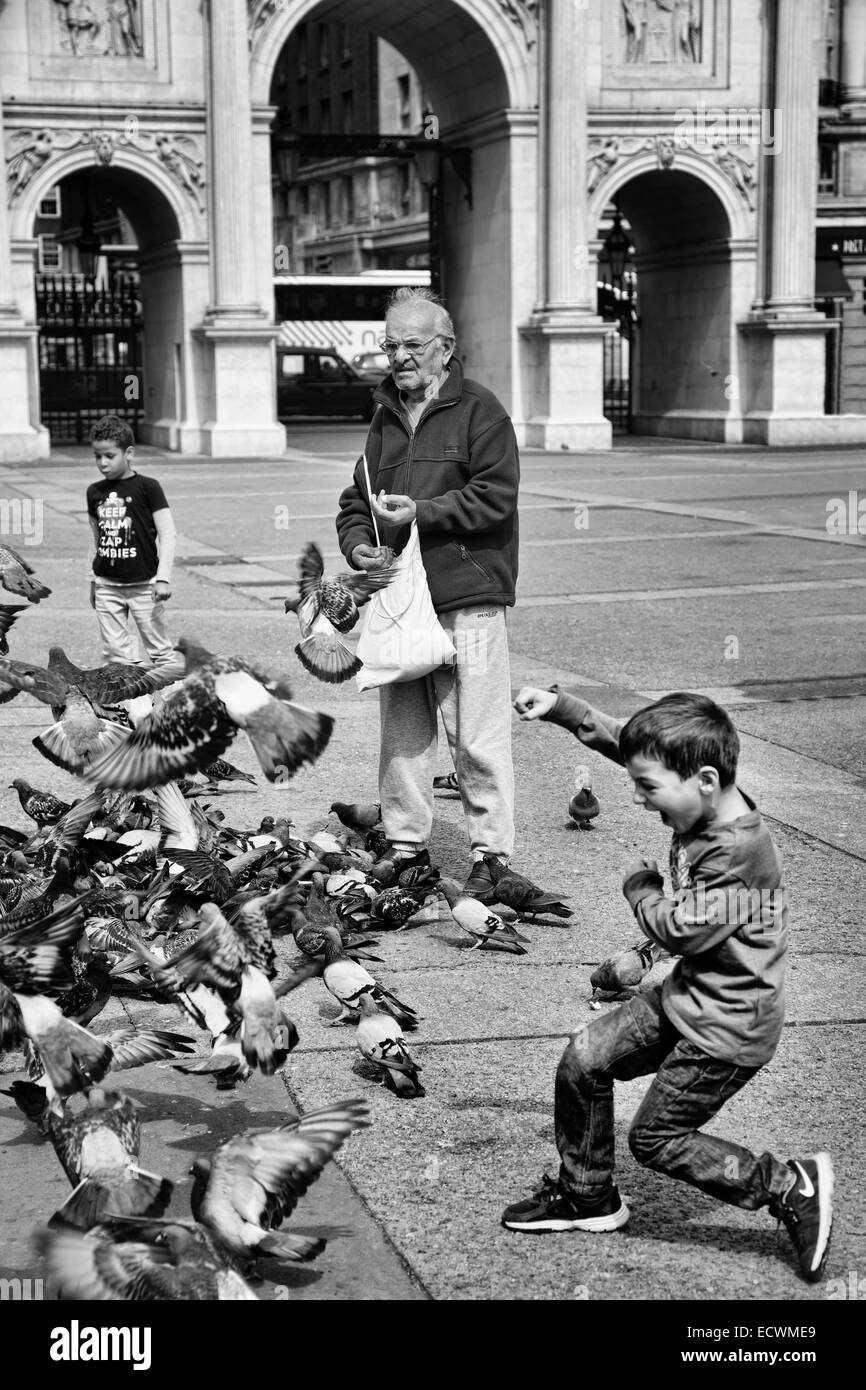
top-left (86, 639), bottom-right (334, 790)
top-left (0, 543), bottom-right (51, 603)
top-left (285, 540), bottom-right (395, 684)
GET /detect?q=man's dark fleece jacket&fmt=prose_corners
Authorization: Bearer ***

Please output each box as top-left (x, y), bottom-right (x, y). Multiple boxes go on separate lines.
top-left (336, 359), bottom-right (519, 614)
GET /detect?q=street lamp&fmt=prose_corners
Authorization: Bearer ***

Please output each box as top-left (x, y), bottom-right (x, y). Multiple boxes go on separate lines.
top-left (414, 113), bottom-right (441, 294)
top-left (600, 207), bottom-right (632, 290)
top-left (76, 181), bottom-right (101, 282)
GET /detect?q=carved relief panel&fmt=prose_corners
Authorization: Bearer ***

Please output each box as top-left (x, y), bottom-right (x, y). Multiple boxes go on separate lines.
top-left (27, 0), bottom-right (170, 82)
top-left (604, 0), bottom-right (729, 89)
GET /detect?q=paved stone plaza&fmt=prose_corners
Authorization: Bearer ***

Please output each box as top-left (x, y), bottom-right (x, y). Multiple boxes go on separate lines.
top-left (0, 429), bottom-right (863, 1301)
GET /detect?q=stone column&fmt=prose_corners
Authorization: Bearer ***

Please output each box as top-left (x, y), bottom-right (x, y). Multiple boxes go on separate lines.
top-left (0, 86), bottom-right (49, 461)
top-left (198, 0), bottom-right (285, 456)
top-left (766, 0), bottom-right (822, 312)
top-left (738, 0), bottom-right (858, 444)
top-left (519, 0), bottom-right (611, 449)
top-left (840, 0), bottom-right (866, 109)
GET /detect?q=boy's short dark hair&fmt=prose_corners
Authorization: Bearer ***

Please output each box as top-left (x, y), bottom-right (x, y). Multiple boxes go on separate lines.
top-left (89, 415), bottom-right (135, 449)
top-left (620, 692), bottom-right (740, 787)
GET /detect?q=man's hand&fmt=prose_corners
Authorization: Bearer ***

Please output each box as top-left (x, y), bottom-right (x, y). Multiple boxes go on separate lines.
top-left (371, 492), bottom-right (416, 525)
top-left (89, 579), bottom-right (96, 610)
top-left (351, 544), bottom-right (392, 572)
top-left (513, 686), bottom-right (558, 721)
top-left (153, 579), bottom-right (171, 603)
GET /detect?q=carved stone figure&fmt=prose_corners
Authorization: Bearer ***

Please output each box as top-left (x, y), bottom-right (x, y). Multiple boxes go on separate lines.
top-left (154, 134), bottom-right (206, 210)
top-left (656, 135), bottom-right (677, 168)
top-left (587, 137), bottom-right (622, 194)
top-left (6, 130), bottom-right (56, 200)
top-left (496, 0), bottom-right (539, 50)
top-left (710, 138), bottom-right (756, 207)
top-left (622, 0), bottom-right (649, 63)
top-left (623, 0), bottom-right (701, 65)
top-left (106, 0), bottom-right (143, 57)
top-left (54, 0), bottom-right (102, 56)
top-left (92, 131), bottom-right (116, 164)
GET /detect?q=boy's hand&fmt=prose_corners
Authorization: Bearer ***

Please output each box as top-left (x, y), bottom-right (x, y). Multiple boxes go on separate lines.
top-left (623, 856), bottom-right (661, 884)
top-left (89, 579), bottom-right (96, 610)
top-left (513, 686), bottom-right (557, 720)
top-left (153, 580), bottom-right (171, 603)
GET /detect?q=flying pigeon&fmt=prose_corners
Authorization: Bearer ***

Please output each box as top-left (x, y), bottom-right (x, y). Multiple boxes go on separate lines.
top-left (86, 639), bottom-right (334, 790)
top-left (0, 543), bottom-right (51, 603)
top-left (285, 541), bottom-right (395, 684)
top-left (0, 605), bottom-right (26, 655)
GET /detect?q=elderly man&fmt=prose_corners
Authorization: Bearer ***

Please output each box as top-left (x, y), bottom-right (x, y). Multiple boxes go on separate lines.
top-left (336, 287), bottom-right (519, 894)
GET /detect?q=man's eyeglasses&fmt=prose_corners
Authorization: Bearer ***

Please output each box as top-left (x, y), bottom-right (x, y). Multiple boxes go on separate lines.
top-left (378, 335), bottom-right (441, 358)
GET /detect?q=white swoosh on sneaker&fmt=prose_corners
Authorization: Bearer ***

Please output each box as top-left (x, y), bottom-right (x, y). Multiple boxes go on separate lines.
top-left (793, 1161), bottom-right (815, 1198)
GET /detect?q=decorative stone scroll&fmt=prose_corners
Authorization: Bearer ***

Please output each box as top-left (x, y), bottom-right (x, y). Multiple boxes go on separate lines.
top-left (586, 131), bottom-right (757, 208)
top-left (5, 126), bottom-right (207, 212)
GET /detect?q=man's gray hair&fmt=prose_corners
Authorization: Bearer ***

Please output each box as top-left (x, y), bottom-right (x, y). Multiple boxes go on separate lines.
top-left (385, 286), bottom-right (455, 341)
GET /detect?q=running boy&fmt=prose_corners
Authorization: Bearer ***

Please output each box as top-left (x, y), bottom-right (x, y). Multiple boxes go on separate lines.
top-left (501, 685), bottom-right (833, 1284)
top-left (86, 415), bottom-right (183, 676)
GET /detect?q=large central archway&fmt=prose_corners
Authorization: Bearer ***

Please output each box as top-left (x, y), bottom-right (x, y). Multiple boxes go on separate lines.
top-left (251, 0), bottom-right (539, 411)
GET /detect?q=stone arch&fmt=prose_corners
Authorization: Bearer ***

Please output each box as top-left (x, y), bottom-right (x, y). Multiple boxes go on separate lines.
top-left (10, 145), bottom-right (199, 246)
top-left (591, 160), bottom-right (756, 442)
top-left (15, 152), bottom-right (209, 451)
top-left (588, 146), bottom-right (752, 244)
top-left (249, 0), bottom-right (536, 120)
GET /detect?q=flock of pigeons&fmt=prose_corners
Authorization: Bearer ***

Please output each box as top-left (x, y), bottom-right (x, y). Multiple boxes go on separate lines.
top-left (0, 539), bottom-right (656, 1300)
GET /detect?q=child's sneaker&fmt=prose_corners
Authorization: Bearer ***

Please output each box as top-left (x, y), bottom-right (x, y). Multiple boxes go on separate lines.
top-left (502, 1174), bottom-right (630, 1233)
top-left (771, 1153), bottom-right (834, 1283)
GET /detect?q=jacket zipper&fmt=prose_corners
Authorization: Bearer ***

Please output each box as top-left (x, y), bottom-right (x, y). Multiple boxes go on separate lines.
top-left (378, 394), bottom-right (457, 500)
top-left (454, 540), bottom-right (493, 583)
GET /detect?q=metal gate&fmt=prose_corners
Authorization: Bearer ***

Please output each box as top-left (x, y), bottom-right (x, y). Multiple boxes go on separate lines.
top-left (36, 275), bottom-right (143, 444)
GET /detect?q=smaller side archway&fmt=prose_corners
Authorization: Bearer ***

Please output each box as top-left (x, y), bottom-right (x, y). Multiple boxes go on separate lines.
top-left (592, 157), bottom-right (757, 441)
top-left (13, 151), bottom-right (210, 451)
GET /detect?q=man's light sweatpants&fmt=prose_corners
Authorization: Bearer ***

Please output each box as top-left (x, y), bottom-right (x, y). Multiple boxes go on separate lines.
top-left (378, 605), bottom-right (515, 859)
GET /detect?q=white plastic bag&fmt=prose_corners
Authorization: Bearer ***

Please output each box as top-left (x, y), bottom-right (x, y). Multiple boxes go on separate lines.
top-left (355, 521), bottom-right (456, 689)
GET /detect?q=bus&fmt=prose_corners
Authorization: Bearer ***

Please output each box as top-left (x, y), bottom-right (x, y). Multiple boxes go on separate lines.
top-left (273, 270), bottom-right (431, 364)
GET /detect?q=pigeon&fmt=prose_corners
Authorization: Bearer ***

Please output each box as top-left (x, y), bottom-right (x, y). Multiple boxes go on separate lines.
top-left (0, 543), bottom-right (51, 603)
top-left (355, 994), bottom-right (424, 1098)
top-left (329, 800), bottom-right (382, 833)
top-left (45, 1087), bottom-right (173, 1231)
top-left (482, 856), bottom-right (572, 921)
top-left (369, 868), bottom-right (440, 931)
top-left (433, 771), bottom-right (460, 795)
top-left (569, 764), bottom-right (600, 828)
top-left (32, 689), bottom-right (130, 777)
top-left (9, 779), bottom-right (72, 828)
top-left (86, 639), bottom-right (334, 790)
top-left (437, 877), bottom-right (530, 953)
top-left (590, 939), bottom-right (661, 999)
top-left (189, 1097), bottom-right (370, 1262)
top-left (285, 925), bottom-right (418, 1029)
top-left (202, 759), bottom-right (257, 786)
top-left (0, 604), bottom-right (26, 654)
top-left (35, 1222), bottom-right (260, 1301)
top-left (46, 646), bottom-right (177, 707)
top-left (285, 541), bottom-right (394, 684)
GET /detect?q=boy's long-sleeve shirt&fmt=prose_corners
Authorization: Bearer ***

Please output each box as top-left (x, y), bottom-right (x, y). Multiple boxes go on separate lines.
top-left (543, 689), bottom-right (787, 1067)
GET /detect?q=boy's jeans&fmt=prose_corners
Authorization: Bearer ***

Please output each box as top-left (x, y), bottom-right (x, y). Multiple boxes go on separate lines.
top-left (93, 579), bottom-right (183, 675)
top-left (555, 984), bottom-right (793, 1209)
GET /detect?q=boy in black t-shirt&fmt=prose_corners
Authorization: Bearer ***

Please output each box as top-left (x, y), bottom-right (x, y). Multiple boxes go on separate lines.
top-left (86, 416), bottom-right (183, 676)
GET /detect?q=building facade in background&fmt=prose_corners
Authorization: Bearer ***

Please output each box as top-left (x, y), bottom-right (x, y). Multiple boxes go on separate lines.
top-left (2, 0), bottom-right (866, 459)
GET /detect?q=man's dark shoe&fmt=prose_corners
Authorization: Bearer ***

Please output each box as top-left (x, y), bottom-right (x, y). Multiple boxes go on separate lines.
top-left (502, 1174), bottom-right (630, 1233)
top-left (369, 846), bottom-right (431, 887)
top-left (770, 1153), bottom-right (834, 1283)
top-left (463, 858), bottom-right (496, 900)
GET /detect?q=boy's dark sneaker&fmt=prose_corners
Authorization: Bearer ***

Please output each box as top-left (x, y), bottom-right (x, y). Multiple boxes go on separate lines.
top-left (369, 846), bottom-right (431, 887)
top-left (463, 858), bottom-right (496, 900)
top-left (771, 1153), bottom-right (834, 1283)
top-left (502, 1174), bottom-right (630, 1233)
